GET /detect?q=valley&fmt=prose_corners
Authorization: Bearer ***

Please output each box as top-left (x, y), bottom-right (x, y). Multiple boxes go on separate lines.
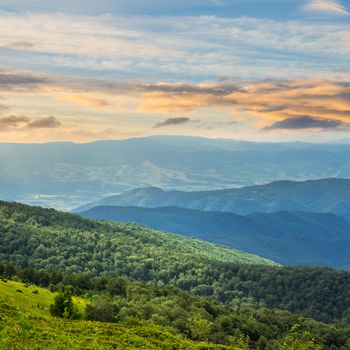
top-left (2, 137), bottom-right (350, 210)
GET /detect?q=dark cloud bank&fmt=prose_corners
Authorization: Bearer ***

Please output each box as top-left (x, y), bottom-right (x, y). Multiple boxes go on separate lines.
top-left (0, 115), bottom-right (61, 130)
top-left (264, 116), bottom-right (348, 131)
top-left (153, 117), bottom-right (191, 128)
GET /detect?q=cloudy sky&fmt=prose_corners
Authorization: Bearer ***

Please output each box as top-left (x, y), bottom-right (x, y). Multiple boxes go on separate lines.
top-left (0, 0), bottom-right (350, 142)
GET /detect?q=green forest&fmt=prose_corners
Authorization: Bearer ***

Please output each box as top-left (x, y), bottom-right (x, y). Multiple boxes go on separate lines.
top-left (1, 263), bottom-right (349, 349)
top-left (1, 201), bottom-right (350, 348)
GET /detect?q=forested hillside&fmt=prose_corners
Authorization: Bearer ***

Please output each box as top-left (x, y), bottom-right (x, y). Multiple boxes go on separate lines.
top-left (0, 201), bottom-right (275, 270)
top-left (80, 205), bottom-right (350, 268)
top-left (1, 201), bottom-right (350, 326)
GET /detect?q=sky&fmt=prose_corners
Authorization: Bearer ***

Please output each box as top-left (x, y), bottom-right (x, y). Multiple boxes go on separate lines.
top-left (0, 0), bottom-right (350, 143)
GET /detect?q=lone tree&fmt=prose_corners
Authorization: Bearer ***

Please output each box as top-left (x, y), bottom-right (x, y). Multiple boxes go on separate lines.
top-left (50, 289), bottom-right (75, 319)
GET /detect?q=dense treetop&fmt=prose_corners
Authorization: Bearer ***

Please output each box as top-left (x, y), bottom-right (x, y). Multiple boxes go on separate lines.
top-left (80, 205), bottom-right (350, 268)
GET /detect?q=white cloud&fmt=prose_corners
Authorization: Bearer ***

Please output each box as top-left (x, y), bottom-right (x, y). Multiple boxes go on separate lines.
top-left (0, 13), bottom-right (349, 81)
top-left (303, 0), bottom-right (349, 16)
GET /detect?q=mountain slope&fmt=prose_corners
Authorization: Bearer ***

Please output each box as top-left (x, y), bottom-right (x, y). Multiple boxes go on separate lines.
top-left (2, 201), bottom-right (350, 324)
top-left (0, 201), bottom-right (276, 271)
top-left (76, 178), bottom-right (350, 218)
top-left (2, 268), bottom-right (350, 350)
top-left (2, 136), bottom-right (350, 209)
top-left (0, 280), bottom-right (234, 350)
top-left (79, 205), bottom-right (350, 269)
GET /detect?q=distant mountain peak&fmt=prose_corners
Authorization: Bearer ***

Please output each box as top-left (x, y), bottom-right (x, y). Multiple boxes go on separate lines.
top-left (2, 136), bottom-right (350, 210)
top-left (75, 177), bottom-right (350, 219)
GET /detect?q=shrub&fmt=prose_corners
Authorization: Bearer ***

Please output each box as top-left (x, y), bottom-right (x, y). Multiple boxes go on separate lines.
top-left (50, 289), bottom-right (76, 319)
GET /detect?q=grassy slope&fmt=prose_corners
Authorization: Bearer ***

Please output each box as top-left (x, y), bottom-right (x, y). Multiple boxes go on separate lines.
top-left (0, 280), bottom-right (236, 350)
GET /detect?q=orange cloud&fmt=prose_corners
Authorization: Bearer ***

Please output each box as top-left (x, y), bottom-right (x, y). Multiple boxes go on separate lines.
top-left (2, 67), bottom-right (350, 139)
top-left (63, 94), bottom-right (110, 107)
top-left (139, 92), bottom-right (220, 113)
top-left (138, 79), bottom-right (350, 130)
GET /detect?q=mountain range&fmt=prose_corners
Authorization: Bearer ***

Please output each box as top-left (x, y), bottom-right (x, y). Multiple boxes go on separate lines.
top-left (76, 178), bottom-right (350, 218)
top-left (2, 136), bottom-right (350, 209)
top-left (79, 205), bottom-right (350, 269)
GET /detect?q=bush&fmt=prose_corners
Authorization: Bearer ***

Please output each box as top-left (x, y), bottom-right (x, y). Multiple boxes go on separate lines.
top-left (50, 289), bottom-right (77, 319)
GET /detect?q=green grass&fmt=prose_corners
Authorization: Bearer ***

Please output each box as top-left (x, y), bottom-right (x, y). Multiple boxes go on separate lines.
top-left (0, 280), bottom-right (86, 316)
top-left (0, 280), bottom-right (239, 350)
